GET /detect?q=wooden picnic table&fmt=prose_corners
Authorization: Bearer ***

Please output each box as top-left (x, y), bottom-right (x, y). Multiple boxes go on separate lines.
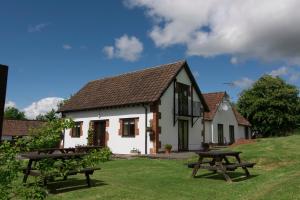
top-left (35, 146), bottom-right (102, 154)
top-left (21, 151), bottom-right (100, 187)
top-left (189, 150), bottom-right (255, 182)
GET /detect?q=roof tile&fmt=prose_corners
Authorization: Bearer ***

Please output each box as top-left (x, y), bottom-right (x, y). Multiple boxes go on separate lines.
top-left (59, 60), bottom-right (187, 112)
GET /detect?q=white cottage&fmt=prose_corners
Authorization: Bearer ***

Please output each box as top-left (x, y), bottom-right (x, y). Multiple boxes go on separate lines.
top-left (58, 60), bottom-right (209, 154)
top-left (203, 92), bottom-right (251, 145)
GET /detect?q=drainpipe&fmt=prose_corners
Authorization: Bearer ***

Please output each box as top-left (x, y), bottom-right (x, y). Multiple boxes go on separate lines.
top-left (143, 105), bottom-right (148, 154)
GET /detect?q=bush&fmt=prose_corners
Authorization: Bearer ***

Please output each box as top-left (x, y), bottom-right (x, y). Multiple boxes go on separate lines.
top-left (17, 118), bottom-right (74, 151)
top-left (0, 141), bottom-right (47, 200)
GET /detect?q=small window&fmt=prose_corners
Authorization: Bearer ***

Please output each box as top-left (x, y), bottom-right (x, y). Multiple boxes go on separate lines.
top-left (71, 122), bottom-right (82, 138)
top-left (122, 118), bottom-right (135, 137)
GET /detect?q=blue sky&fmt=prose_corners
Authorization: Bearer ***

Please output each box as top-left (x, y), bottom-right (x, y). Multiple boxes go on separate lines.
top-left (1, 0), bottom-right (300, 118)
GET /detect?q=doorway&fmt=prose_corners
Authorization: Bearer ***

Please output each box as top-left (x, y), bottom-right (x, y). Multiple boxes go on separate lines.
top-left (218, 124), bottom-right (224, 144)
top-left (93, 121), bottom-right (106, 147)
top-left (229, 125), bottom-right (235, 144)
top-left (178, 120), bottom-right (189, 151)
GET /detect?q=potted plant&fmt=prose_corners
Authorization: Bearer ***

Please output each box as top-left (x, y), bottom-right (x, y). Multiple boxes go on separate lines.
top-left (164, 144), bottom-right (172, 154)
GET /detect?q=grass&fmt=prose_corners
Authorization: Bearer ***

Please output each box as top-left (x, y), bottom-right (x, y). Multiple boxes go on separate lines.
top-left (46, 132), bottom-right (300, 200)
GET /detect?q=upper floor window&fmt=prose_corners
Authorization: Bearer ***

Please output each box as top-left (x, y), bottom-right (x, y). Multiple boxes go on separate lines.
top-left (177, 82), bottom-right (190, 115)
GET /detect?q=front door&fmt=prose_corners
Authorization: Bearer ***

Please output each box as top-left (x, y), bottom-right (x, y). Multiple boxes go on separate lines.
top-left (178, 120), bottom-right (189, 151)
top-left (229, 125), bottom-right (235, 144)
top-left (93, 121), bottom-right (106, 147)
top-left (218, 124), bottom-right (224, 144)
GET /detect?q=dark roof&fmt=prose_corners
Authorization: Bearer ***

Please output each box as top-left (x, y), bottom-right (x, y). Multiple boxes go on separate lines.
top-left (2, 119), bottom-right (46, 136)
top-left (203, 92), bottom-right (251, 126)
top-left (232, 108), bottom-right (251, 126)
top-left (59, 60), bottom-right (209, 113)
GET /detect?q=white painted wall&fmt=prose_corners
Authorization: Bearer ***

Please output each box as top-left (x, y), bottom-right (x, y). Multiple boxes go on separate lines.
top-left (204, 98), bottom-right (247, 144)
top-left (64, 106), bottom-right (153, 154)
top-left (159, 68), bottom-right (204, 151)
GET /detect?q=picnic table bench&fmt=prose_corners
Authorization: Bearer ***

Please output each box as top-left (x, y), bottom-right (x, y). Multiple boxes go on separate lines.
top-left (188, 151), bottom-right (255, 182)
top-left (21, 149), bottom-right (101, 187)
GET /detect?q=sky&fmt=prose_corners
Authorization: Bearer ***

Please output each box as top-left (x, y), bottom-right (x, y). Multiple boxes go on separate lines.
top-left (1, 0), bottom-right (300, 119)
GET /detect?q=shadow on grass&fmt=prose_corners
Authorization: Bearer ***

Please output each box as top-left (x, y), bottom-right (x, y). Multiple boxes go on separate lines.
top-left (46, 178), bottom-right (107, 194)
top-left (194, 171), bottom-right (258, 182)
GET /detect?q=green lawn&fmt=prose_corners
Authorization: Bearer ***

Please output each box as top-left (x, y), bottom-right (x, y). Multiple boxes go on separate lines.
top-left (47, 133), bottom-right (300, 200)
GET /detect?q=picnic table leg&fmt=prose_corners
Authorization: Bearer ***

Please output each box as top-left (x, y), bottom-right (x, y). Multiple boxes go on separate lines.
top-left (43, 177), bottom-right (47, 186)
top-left (85, 172), bottom-right (91, 187)
top-left (235, 155), bottom-right (250, 177)
top-left (192, 156), bottom-right (203, 178)
top-left (23, 159), bottom-right (33, 183)
top-left (215, 157), bottom-right (232, 183)
top-left (209, 158), bottom-right (217, 173)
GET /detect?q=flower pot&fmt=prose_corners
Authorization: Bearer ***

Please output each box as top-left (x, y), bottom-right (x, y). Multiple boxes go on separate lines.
top-left (165, 149), bottom-right (171, 154)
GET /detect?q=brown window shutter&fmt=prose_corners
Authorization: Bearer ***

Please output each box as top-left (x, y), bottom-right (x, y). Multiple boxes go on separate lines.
top-left (106, 120), bottom-right (109, 127)
top-left (135, 118), bottom-right (139, 136)
top-left (69, 127), bottom-right (73, 137)
top-left (80, 122), bottom-right (83, 136)
top-left (118, 119), bottom-right (123, 136)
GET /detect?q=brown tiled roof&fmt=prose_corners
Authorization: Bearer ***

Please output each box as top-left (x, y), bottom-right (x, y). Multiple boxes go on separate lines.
top-left (2, 119), bottom-right (46, 136)
top-left (232, 107), bottom-right (251, 126)
top-left (59, 60), bottom-right (209, 113)
top-left (203, 92), bottom-right (226, 120)
top-left (203, 92), bottom-right (251, 126)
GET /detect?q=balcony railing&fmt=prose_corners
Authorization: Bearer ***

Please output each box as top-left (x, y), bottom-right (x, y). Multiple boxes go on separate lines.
top-left (175, 99), bottom-right (202, 117)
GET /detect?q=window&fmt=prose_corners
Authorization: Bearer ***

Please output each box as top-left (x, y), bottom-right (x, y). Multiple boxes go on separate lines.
top-left (245, 127), bottom-right (249, 139)
top-left (177, 82), bottom-right (190, 115)
top-left (71, 122), bottom-right (82, 138)
top-left (122, 118), bottom-right (136, 137)
top-left (217, 124), bottom-right (224, 144)
top-left (229, 125), bottom-right (235, 144)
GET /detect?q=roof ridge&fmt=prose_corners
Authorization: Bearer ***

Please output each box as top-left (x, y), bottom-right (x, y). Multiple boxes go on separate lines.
top-left (203, 91), bottom-right (226, 95)
top-left (88, 59), bottom-right (186, 83)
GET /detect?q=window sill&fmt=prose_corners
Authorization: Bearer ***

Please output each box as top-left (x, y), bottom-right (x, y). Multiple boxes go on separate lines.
top-left (121, 135), bottom-right (135, 138)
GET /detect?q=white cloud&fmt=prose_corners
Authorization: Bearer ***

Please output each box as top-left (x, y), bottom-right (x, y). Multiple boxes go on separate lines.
top-left (125, 0), bottom-right (300, 64)
top-left (62, 44), bottom-right (72, 50)
top-left (23, 97), bottom-right (64, 119)
top-left (4, 101), bottom-right (17, 109)
top-left (232, 77), bottom-right (254, 89)
top-left (230, 57), bottom-right (238, 65)
top-left (103, 34), bottom-right (143, 61)
top-left (269, 66), bottom-right (289, 77)
top-left (80, 45), bottom-right (88, 50)
top-left (28, 23), bottom-right (50, 33)
top-left (103, 46), bottom-right (114, 59)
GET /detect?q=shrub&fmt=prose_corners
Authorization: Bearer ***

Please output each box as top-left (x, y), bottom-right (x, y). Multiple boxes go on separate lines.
top-left (17, 118), bottom-right (74, 151)
top-left (0, 141), bottom-right (47, 200)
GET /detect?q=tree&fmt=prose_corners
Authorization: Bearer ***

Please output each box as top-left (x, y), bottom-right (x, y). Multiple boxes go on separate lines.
top-left (4, 107), bottom-right (26, 120)
top-left (237, 75), bottom-right (299, 137)
top-left (36, 109), bottom-right (58, 121)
